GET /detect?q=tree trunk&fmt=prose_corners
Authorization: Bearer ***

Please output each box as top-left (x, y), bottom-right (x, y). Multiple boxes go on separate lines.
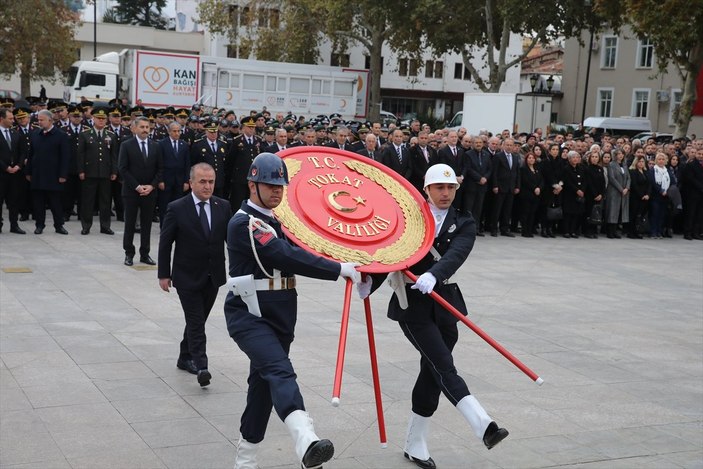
top-left (674, 44), bottom-right (703, 140)
top-left (367, 24), bottom-right (384, 122)
top-left (20, 68), bottom-right (31, 98)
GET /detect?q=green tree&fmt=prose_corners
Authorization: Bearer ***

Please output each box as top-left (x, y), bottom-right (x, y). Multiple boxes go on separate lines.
top-left (596, 0), bottom-right (703, 139)
top-left (0, 0), bottom-right (81, 97)
top-left (406, 0), bottom-right (603, 93)
top-left (105, 0), bottom-right (168, 29)
top-left (197, 0), bottom-right (321, 64)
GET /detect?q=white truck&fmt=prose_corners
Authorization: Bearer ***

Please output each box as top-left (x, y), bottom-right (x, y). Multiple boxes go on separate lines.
top-left (64, 50), bottom-right (370, 119)
top-left (446, 92), bottom-right (553, 135)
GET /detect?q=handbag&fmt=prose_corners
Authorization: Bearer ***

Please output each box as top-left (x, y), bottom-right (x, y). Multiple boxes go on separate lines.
top-left (636, 213), bottom-right (650, 234)
top-left (546, 204), bottom-right (563, 221)
top-left (588, 204), bottom-right (603, 224)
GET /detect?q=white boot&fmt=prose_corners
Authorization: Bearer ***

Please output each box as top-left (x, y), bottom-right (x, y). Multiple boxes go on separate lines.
top-left (284, 410), bottom-right (334, 468)
top-left (403, 412), bottom-right (436, 468)
top-left (456, 395), bottom-right (493, 439)
top-left (456, 395), bottom-right (509, 449)
top-left (234, 435), bottom-right (259, 469)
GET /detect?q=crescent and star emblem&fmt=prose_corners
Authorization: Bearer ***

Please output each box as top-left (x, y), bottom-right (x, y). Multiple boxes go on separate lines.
top-left (328, 191), bottom-right (366, 213)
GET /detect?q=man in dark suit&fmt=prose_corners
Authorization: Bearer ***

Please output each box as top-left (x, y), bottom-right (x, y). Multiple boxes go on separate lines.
top-left (264, 128), bottom-right (289, 153)
top-left (356, 133), bottom-right (379, 161)
top-left (76, 108), bottom-right (118, 235)
top-left (118, 116), bottom-right (163, 266)
top-left (26, 110), bottom-right (70, 235)
top-left (437, 130), bottom-right (466, 211)
top-left (463, 136), bottom-right (493, 235)
top-left (158, 162), bottom-right (231, 386)
top-left (358, 164), bottom-right (508, 468)
top-left (61, 105), bottom-right (86, 221)
top-left (324, 126), bottom-right (350, 151)
top-left (380, 129), bottom-right (413, 181)
top-left (489, 138), bottom-right (521, 237)
top-left (409, 131), bottom-right (439, 195)
top-left (0, 108), bottom-right (27, 234)
top-left (157, 122), bottom-right (190, 224)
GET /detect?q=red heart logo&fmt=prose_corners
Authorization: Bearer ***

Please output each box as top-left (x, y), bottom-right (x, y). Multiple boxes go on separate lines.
top-left (143, 66), bottom-right (170, 92)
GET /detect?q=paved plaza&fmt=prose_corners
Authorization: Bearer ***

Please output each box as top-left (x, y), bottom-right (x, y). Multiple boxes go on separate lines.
top-left (1, 219), bottom-right (702, 468)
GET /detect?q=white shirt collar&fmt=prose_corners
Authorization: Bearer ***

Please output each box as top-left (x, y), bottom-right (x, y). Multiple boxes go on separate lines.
top-left (427, 203), bottom-right (448, 236)
top-left (191, 192), bottom-right (210, 206)
top-left (247, 199), bottom-right (274, 218)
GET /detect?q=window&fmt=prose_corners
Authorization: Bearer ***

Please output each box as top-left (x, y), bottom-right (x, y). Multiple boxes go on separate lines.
top-left (398, 58), bottom-right (408, 76)
top-left (364, 55), bottom-right (384, 74)
top-left (453, 63), bottom-right (470, 80)
top-left (290, 77), bottom-right (309, 93)
top-left (636, 38), bottom-right (654, 68)
top-left (243, 74), bottom-right (264, 90)
top-left (669, 89), bottom-right (682, 126)
top-left (334, 81), bottom-right (354, 97)
top-left (409, 59), bottom-right (419, 77)
top-left (84, 73), bottom-right (106, 87)
top-left (226, 44), bottom-right (238, 58)
top-left (425, 60), bottom-right (443, 78)
top-left (331, 53), bottom-right (350, 67)
top-left (219, 71), bottom-right (230, 88)
top-left (596, 88), bottom-right (614, 117)
top-left (602, 36), bottom-right (618, 69)
top-left (632, 88), bottom-right (650, 118)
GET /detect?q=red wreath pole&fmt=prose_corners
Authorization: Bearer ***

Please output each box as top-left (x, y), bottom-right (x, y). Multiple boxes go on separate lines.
top-left (402, 270), bottom-right (543, 385)
top-left (362, 281), bottom-right (388, 447)
top-left (332, 278), bottom-right (354, 405)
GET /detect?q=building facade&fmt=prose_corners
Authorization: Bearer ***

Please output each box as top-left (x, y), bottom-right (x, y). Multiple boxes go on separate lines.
top-left (560, 27), bottom-right (702, 136)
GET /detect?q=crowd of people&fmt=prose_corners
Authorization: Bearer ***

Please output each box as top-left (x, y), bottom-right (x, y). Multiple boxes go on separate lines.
top-left (1, 97), bottom-right (702, 244)
top-left (2, 96), bottom-right (701, 469)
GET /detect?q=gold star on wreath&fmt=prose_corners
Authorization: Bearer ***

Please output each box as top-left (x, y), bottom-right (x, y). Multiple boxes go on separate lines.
top-left (354, 196), bottom-right (366, 206)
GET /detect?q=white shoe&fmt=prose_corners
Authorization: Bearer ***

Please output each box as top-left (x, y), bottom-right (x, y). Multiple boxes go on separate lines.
top-left (284, 410), bottom-right (334, 468)
top-left (234, 435), bottom-right (259, 469)
top-left (456, 395), bottom-right (508, 449)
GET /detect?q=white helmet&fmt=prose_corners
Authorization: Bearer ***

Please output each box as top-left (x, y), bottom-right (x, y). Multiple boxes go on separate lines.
top-left (423, 163), bottom-right (459, 190)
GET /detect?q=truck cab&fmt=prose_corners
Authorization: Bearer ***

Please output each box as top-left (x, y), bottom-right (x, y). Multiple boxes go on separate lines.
top-left (64, 52), bottom-right (120, 104)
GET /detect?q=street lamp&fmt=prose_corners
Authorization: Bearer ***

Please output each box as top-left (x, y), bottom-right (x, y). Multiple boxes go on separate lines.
top-left (529, 74), bottom-right (539, 92)
top-left (546, 75), bottom-right (555, 93)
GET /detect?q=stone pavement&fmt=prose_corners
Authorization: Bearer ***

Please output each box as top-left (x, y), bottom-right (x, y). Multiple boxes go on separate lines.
top-left (1, 218), bottom-right (702, 469)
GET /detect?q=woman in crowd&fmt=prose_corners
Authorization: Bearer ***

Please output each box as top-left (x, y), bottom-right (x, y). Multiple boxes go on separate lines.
top-left (648, 152), bottom-right (676, 239)
top-left (519, 152), bottom-right (543, 237)
top-left (623, 143), bottom-right (634, 167)
top-left (606, 148), bottom-right (631, 238)
top-left (627, 156), bottom-right (650, 239)
top-left (583, 149), bottom-right (606, 238)
top-left (561, 150), bottom-right (586, 238)
top-left (667, 153), bottom-right (684, 234)
top-left (600, 152), bottom-right (612, 235)
top-left (532, 144), bottom-right (545, 164)
top-left (539, 143), bottom-right (563, 238)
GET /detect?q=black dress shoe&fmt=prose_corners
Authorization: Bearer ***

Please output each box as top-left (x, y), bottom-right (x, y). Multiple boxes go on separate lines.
top-left (302, 439), bottom-right (334, 468)
top-left (100, 227), bottom-right (115, 235)
top-left (490, 231), bottom-right (498, 237)
top-left (10, 226), bottom-right (26, 235)
top-left (483, 421), bottom-right (509, 450)
top-left (124, 256), bottom-right (134, 266)
top-left (176, 359), bottom-right (198, 375)
top-left (81, 228), bottom-right (90, 235)
top-left (404, 452), bottom-right (436, 468)
top-left (501, 232), bottom-right (515, 237)
top-left (140, 256), bottom-right (156, 265)
top-left (55, 226), bottom-right (68, 235)
top-left (476, 231), bottom-right (485, 237)
top-left (197, 369), bottom-right (212, 387)
top-left (521, 233), bottom-right (533, 238)
top-left (34, 227), bottom-right (44, 234)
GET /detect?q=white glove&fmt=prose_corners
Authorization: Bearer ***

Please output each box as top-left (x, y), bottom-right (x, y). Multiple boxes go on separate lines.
top-left (411, 272), bottom-right (436, 294)
top-left (339, 262), bottom-right (361, 284)
top-left (357, 275), bottom-right (372, 299)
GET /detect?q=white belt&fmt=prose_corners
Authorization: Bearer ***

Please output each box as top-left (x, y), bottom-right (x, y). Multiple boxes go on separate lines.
top-left (254, 276), bottom-right (296, 290)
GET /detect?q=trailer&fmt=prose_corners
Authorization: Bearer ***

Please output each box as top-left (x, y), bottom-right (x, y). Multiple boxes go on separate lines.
top-left (64, 50), bottom-right (370, 119)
